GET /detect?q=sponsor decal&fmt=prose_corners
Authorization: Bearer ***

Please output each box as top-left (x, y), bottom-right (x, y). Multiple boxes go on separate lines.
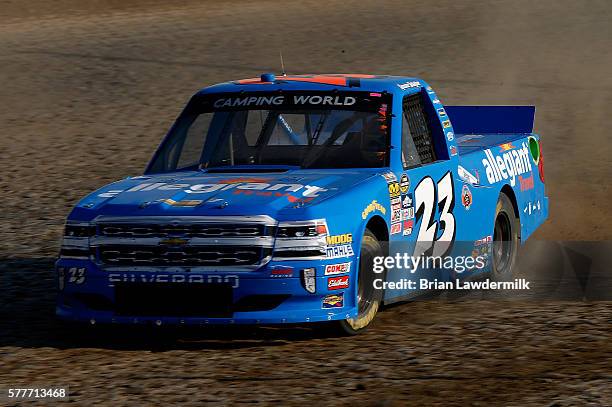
top-left (362, 200), bottom-right (387, 219)
top-left (322, 293), bottom-right (344, 308)
top-left (499, 142), bottom-right (515, 151)
top-left (470, 242), bottom-right (490, 267)
top-left (461, 184), bottom-right (472, 210)
top-left (326, 233), bottom-right (353, 245)
top-left (450, 146), bottom-right (458, 156)
top-left (519, 173), bottom-right (534, 191)
top-left (98, 181), bottom-right (329, 201)
top-left (399, 174), bottom-right (410, 193)
top-left (270, 266), bottom-right (294, 278)
top-left (108, 273), bottom-right (240, 287)
top-left (390, 222), bottom-right (402, 235)
top-left (382, 172), bottom-right (397, 183)
top-left (437, 108), bottom-right (447, 116)
top-left (158, 198), bottom-right (203, 207)
top-left (326, 233), bottom-right (353, 259)
top-left (474, 235), bottom-right (493, 246)
top-left (403, 219), bottom-right (414, 236)
top-left (402, 193), bottom-right (413, 209)
top-left (388, 182), bottom-right (401, 198)
top-left (293, 95), bottom-right (357, 106)
top-left (402, 208), bottom-right (414, 220)
top-left (397, 81), bottom-right (421, 90)
top-left (471, 237), bottom-right (492, 264)
top-left (457, 134), bottom-right (484, 142)
top-left (457, 165), bottom-right (480, 186)
top-left (391, 197), bottom-right (401, 205)
top-left (446, 131), bottom-right (454, 141)
top-left (213, 95), bottom-right (357, 109)
top-left (215, 87), bottom-right (390, 112)
top-left (432, 98), bottom-right (441, 104)
top-left (326, 244), bottom-right (354, 259)
top-left (391, 202), bottom-right (402, 222)
top-left (442, 120), bottom-right (451, 129)
top-left (523, 200), bottom-right (541, 216)
top-left (325, 262), bottom-right (351, 275)
top-left (476, 244), bottom-right (490, 258)
top-left (328, 276), bottom-right (349, 290)
top-left (482, 142), bottom-right (532, 187)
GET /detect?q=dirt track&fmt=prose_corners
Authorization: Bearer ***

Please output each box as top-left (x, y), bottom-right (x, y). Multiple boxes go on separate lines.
top-left (1, 0), bottom-right (611, 405)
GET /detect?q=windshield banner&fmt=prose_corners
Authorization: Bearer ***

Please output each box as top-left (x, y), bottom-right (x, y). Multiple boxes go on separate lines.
top-left (195, 91), bottom-right (392, 112)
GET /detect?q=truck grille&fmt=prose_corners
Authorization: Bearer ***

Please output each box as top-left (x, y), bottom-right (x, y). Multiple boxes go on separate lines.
top-left (93, 216), bottom-right (276, 269)
top-left (99, 245), bottom-right (270, 266)
top-left (99, 223), bottom-right (266, 238)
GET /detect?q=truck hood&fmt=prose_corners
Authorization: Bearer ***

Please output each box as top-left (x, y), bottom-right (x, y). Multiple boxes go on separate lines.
top-left (78, 169), bottom-right (379, 218)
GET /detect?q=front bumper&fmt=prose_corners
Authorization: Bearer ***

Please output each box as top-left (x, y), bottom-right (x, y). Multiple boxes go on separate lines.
top-left (55, 258), bottom-right (357, 325)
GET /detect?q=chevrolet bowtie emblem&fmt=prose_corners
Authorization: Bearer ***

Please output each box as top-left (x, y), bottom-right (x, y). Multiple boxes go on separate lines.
top-left (158, 198), bottom-right (203, 207)
top-left (159, 237), bottom-right (189, 246)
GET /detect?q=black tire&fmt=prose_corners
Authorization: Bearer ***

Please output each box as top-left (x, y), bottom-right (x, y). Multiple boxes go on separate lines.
top-left (491, 192), bottom-right (520, 280)
top-left (335, 229), bottom-right (385, 335)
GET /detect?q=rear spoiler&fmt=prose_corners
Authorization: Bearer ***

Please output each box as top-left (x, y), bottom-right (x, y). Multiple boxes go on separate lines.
top-left (444, 106), bottom-right (535, 134)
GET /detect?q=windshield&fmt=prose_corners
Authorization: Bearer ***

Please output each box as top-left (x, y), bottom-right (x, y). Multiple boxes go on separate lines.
top-left (147, 91), bottom-right (391, 173)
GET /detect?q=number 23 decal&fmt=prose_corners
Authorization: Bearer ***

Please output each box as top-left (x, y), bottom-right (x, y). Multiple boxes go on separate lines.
top-left (413, 171), bottom-right (456, 257)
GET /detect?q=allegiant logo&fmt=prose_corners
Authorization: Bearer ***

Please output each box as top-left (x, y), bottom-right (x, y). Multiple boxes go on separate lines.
top-left (481, 142), bottom-right (532, 187)
top-left (98, 182), bottom-right (328, 198)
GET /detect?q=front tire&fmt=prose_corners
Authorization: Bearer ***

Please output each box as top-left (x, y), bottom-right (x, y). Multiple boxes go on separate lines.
top-left (336, 229), bottom-right (384, 335)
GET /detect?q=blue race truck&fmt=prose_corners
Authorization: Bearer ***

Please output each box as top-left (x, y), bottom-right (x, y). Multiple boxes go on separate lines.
top-left (57, 73), bottom-right (548, 334)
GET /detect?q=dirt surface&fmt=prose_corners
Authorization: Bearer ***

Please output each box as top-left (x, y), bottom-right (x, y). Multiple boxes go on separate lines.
top-left (1, 0), bottom-right (611, 405)
top-left (2, 257), bottom-right (612, 406)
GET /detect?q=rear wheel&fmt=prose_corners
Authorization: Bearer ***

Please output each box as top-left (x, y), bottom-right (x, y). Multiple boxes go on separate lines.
top-left (336, 229), bottom-right (384, 335)
top-left (492, 192), bottom-right (520, 278)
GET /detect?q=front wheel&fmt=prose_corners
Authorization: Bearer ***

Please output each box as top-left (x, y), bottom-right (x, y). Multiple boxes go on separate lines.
top-left (335, 229), bottom-right (384, 335)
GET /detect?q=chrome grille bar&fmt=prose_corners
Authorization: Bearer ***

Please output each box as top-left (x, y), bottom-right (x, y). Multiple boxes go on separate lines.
top-left (92, 215), bottom-right (277, 269)
top-left (91, 236), bottom-right (274, 247)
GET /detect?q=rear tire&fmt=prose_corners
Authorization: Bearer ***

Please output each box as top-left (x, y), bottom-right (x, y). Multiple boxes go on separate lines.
top-left (491, 192), bottom-right (520, 280)
top-left (335, 229), bottom-right (384, 335)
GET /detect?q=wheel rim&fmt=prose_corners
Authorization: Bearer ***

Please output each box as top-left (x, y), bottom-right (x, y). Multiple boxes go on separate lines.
top-left (493, 211), bottom-right (512, 273)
